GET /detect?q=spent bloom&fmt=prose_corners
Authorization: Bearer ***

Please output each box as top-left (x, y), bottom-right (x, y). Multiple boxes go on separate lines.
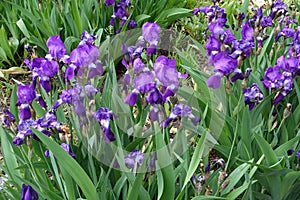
top-left (3, 110), bottom-right (15, 127)
top-left (21, 184), bottom-right (38, 200)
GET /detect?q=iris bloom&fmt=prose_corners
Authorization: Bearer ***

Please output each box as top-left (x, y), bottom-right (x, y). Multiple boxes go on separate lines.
top-left (93, 108), bottom-right (115, 143)
top-left (124, 150), bottom-right (145, 168)
top-left (21, 184), bottom-right (38, 200)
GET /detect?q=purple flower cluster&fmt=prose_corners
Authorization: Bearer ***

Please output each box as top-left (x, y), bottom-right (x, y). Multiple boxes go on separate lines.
top-left (261, 54), bottom-right (299, 105)
top-left (13, 111), bottom-right (61, 146)
top-left (121, 22), bottom-right (199, 127)
top-left (65, 31), bottom-right (103, 80)
top-left (106, 0), bottom-right (137, 33)
top-left (197, 0), bottom-right (300, 109)
top-left (194, 3), bottom-right (257, 89)
top-left (11, 31), bottom-right (104, 148)
top-left (196, 0), bottom-right (296, 90)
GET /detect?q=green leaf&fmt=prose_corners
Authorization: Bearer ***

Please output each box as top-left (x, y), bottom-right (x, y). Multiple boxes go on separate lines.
top-left (0, 25), bottom-right (15, 63)
top-left (16, 18), bottom-right (30, 38)
top-left (31, 128), bottom-right (98, 200)
top-left (135, 14), bottom-right (151, 24)
top-left (155, 124), bottom-right (175, 200)
top-left (254, 133), bottom-right (281, 169)
top-left (226, 181), bottom-right (257, 199)
top-left (221, 161), bottom-right (252, 195)
top-left (274, 135), bottom-right (300, 156)
top-left (176, 131), bottom-right (207, 200)
top-left (156, 8), bottom-right (192, 27)
top-left (183, 131), bottom-right (207, 187)
top-left (157, 169), bottom-right (164, 200)
top-left (0, 127), bottom-right (22, 189)
top-left (281, 171), bottom-right (300, 197)
top-left (10, 84), bottom-right (19, 123)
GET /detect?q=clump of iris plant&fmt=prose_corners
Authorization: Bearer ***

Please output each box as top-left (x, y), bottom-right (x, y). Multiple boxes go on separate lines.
top-left (105, 0), bottom-right (137, 33)
top-left (9, 30), bottom-right (112, 158)
top-left (121, 22), bottom-right (199, 127)
top-left (195, 0), bottom-right (300, 110)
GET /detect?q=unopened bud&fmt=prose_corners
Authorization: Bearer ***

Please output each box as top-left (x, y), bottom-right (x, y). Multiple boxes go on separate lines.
top-left (283, 103), bottom-right (292, 118)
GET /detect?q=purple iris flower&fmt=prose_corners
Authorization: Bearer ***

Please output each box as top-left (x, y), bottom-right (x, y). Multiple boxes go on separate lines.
top-left (273, 75), bottom-right (293, 105)
top-left (146, 87), bottom-right (163, 105)
top-left (124, 150), bottom-right (145, 168)
top-left (261, 65), bottom-right (293, 105)
top-left (241, 21), bottom-right (254, 42)
top-left (65, 64), bottom-right (77, 80)
top-left (261, 16), bottom-right (273, 27)
top-left (120, 0), bottom-right (130, 6)
top-left (19, 104), bottom-right (31, 120)
top-left (223, 29), bottom-right (236, 45)
top-left (52, 89), bottom-right (73, 109)
top-left (142, 22), bottom-right (161, 45)
top-left (85, 84), bottom-right (99, 98)
top-left (243, 83), bottom-right (264, 111)
top-left (133, 58), bottom-right (145, 73)
top-left (88, 61), bottom-right (104, 78)
top-left (40, 59), bottom-right (59, 78)
top-left (194, 5), bottom-right (227, 26)
top-left (276, 27), bottom-right (295, 41)
top-left (114, 3), bottom-right (126, 19)
top-left (193, 6), bottom-right (209, 15)
top-left (206, 52), bottom-right (237, 89)
top-left (206, 36), bottom-right (221, 56)
top-left (17, 84), bottom-right (36, 105)
top-left (212, 52), bottom-right (237, 75)
top-left (231, 39), bottom-right (255, 58)
top-left (60, 143), bottom-right (76, 159)
top-left (21, 184), bottom-right (39, 200)
top-left (262, 66), bottom-right (283, 89)
top-left (162, 103), bottom-right (200, 128)
top-left (277, 55), bottom-right (299, 73)
top-left (105, 0), bottom-right (115, 6)
top-left (270, 0), bottom-right (287, 19)
top-left (68, 43), bottom-right (99, 67)
top-left (80, 30), bottom-right (97, 44)
top-left (46, 35), bottom-right (66, 59)
top-left (133, 71), bottom-right (155, 93)
top-left (154, 56), bottom-right (179, 88)
top-left (93, 108), bottom-right (115, 143)
top-left (4, 110), bottom-right (15, 127)
top-left (128, 20), bottom-right (137, 29)
top-left (124, 90), bottom-right (139, 106)
top-left (13, 119), bottom-right (36, 146)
